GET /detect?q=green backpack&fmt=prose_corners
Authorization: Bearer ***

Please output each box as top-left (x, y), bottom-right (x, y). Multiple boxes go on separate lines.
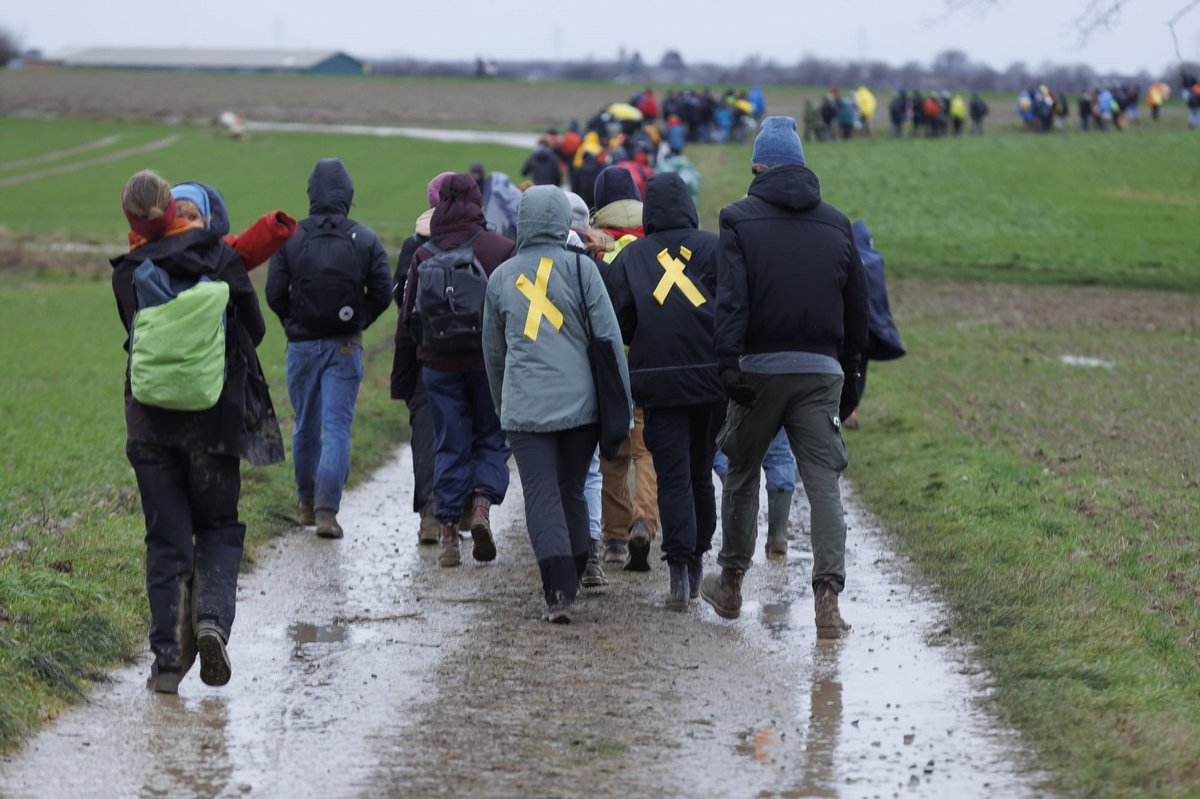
top-left (129, 258), bottom-right (230, 411)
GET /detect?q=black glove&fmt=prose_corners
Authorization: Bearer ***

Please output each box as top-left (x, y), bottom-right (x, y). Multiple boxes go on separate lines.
top-left (718, 357), bottom-right (758, 408)
top-left (838, 358), bottom-right (861, 422)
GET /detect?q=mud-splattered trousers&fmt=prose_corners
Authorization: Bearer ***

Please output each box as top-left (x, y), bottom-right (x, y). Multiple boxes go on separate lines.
top-left (717, 373), bottom-right (849, 590)
top-left (642, 402), bottom-right (725, 565)
top-left (127, 441), bottom-right (245, 670)
top-left (507, 425), bottom-right (598, 605)
top-left (599, 406), bottom-right (659, 542)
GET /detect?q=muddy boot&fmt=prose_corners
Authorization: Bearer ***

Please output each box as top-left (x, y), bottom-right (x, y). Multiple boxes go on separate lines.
top-left (438, 522), bottom-right (461, 567)
top-left (765, 491), bottom-right (790, 559)
top-left (603, 540), bottom-right (628, 565)
top-left (298, 500), bottom-right (316, 527)
top-left (315, 508), bottom-right (343, 539)
top-left (625, 520), bottom-right (652, 572)
top-left (417, 508), bottom-right (441, 546)
top-left (667, 562), bottom-right (690, 611)
top-left (146, 661), bottom-right (184, 694)
top-left (700, 566), bottom-right (744, 620)
top-left (542, 590), bottom-right (574, 624)
top-left (814, 580), bottom-right (851, 639)
top-left (581, 540), bottom-right (609, 588)
top-left (196, 622), bottom-right (231, 687)
top-left (457, 496), bottom-right (473, 533)
top-left (469, 494), bottom-right (497, 562)
top-left (688, 553), bottom-right (703, 602)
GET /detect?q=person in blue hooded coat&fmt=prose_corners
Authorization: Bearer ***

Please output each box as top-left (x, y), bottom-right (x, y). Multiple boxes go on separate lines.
top-left (843, 220), bottom-right (905, 428)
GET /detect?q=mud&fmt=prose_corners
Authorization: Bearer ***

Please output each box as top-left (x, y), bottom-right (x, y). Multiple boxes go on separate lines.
top-left (0, 446), bottom-right (1048, 798)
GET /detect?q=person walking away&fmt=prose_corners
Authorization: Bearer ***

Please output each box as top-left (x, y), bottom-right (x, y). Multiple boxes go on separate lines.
top-left (114, 170), bottom-right (284, 692)
top-left (706, 117), bottom-right (868, 638)
top-left (400, 173), bottom-right (516, 567)
top-left (590, 167), bottom-right (660, 571)
top-left (968, 93), bottom-right (989, 135)
top-left (1078, 91), bottom-right (1094, 131)
top-left (1190, 82), bottom-right (1200, 129)
top-left (949, 93), bottom-right (967, 135)
top-left (854, 85), bottom-right (877, 136)
top-left (482, 186), bottom-right (632, 622)
top-left (523, 137), bottom-right (564, 187)
top-left (392, 172), bottom-right (455, 545)
top-left (469, 162), bottom-right (522, 239)
top-left (606, 173), bottom-right (723, 608)
top-left (266, 159), bottom-right (392, 539)
top-left (888, 91), bottom-right (908, 138)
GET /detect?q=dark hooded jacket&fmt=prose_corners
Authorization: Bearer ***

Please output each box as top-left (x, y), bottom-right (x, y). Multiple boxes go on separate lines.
top-left (395, 173), bottom-right (516, 383)
top-left (715, 164), bottom-right (868, 364)
top-left (266, 159), bottom-right (392, 342)
top-left (606, 173), bottom-right (723, 408)
top-left (852, 220), bottom-right (905, 361)
top-left (111, 228), bottom-right (284, 464)
top-left (522, 146), bottom-right (564, 186)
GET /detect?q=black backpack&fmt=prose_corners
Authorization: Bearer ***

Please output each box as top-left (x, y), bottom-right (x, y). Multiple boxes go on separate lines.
top-left (291, 216), bottom-right (365, 335)
top-left (412, 230), bottom-right (488, 353)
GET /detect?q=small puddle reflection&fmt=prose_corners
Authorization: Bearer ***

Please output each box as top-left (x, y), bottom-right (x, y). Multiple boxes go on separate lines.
top-left (734, 725), bottom-right (781, 764)
top-left (288, 622), bottom-right (349, 645)
top-left (760, 601), bottom-right (792, 633)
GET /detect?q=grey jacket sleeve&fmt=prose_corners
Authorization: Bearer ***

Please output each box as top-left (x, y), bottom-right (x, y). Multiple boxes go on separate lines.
top-left (482, 276), bottom-right (508, 416)
top-left (579, 255), bottom-right (633, 416)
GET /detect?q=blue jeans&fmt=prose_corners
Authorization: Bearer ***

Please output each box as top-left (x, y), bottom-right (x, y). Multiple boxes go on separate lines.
top-left (713, 428), bottom-right (795, 493)
top-left (585, 448), bottom-right (602, 541)
top-left (423, 366), bottom-right (510, 522)
top-left (286, 339), bottom-right (364, 513)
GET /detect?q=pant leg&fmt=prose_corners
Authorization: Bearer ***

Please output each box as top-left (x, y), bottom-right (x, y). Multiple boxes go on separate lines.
top-left (463, 369), bottom-right (511, 504)
top-left (712, 449), bottom-right (728, 480)
top-left (286, 340), bottom-right (324, 504)
top-left (556, 425), bottom-right (600, 578)
top-left (690, 402), bottom-right (725, 559)
top-left (407, 373), bottom-right (436, 515)
top-left (585, 448), bottom-right (602, 541)
top-left (423, 366), bottom-right (473, 523)
top-left (643, 406), bottom-right (696, 564)
top-left (779, 373), bottom-right (849, 592)
top-left (716, 378), bottom-right (790, 572)
top-left (599, 434), bottom-right (633, 543)
top-left (127, 442), bottom-right (195, 669)
top-left (629, 406), bottom-right (660, 535)
top-left (762, 428), bottom-right (797, 494)
top-left (186, 450), bottom-right (245, 640)
top-left (508, 430), bottom-right (577, 605)
top-left (314, 340), bottom-right (363, 512)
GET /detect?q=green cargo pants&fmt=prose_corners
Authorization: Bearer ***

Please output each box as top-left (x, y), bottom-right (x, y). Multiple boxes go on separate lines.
top-left (716, 372), bottom-right (849, 590)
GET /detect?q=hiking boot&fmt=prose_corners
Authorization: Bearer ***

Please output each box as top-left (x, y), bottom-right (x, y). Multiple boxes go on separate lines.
top-left (667, 562), bottom-right (690, 611)
top-left (196, 622), bottom-right (231, 687)
top-left (603, 540), bottom-right (628, 565)
top-left (298, 500), bottom-right (316, 526)
top-left (457, 497), bottom-right (473, 533)
top-left (146, 662), bottom-right (184, 694)
top-left (469, 495), bottom-right (497, 562)
top-left (417, 512), bottom-right (441, 545)
top-left (700, 566), bottom-right (744, 620)
top-left (765, 491), bottom-right (790, 559)
top-left (314, 508), bottom-right (343, 539)
top-left (581, 541), bottom-right (609, 588)
top-left (542, 591), bottom-right (574, 624)
top-left (438, 522), bottom-right (461, 567)
top-left (625, 521), bottom-right (652, 572)
top-left (815, 581), bottom-right (851, 639)
top-left (688, 553), bottom-right (703, 601)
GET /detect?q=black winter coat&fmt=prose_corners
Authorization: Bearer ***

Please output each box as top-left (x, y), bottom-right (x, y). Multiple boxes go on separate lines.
top-left (112, 228), bottom-right (284, 465)
top-left (715, 165), bottom-right (868, 364)
top-left (522, 147), bottom-right (564, 186)
top-left (266, 159), bottom-right (392, 342)
top-left (606, 173), bottom-right (723, 408)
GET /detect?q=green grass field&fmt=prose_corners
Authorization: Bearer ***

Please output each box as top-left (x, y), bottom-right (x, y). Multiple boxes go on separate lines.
top-left (2, 113), bottom-right (1200, 796)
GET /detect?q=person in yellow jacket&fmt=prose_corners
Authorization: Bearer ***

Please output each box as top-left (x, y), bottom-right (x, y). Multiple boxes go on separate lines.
top-left (949, 94), bottom-right (968, 135)
top-left (854, 86), bottom-right (877, 136)
top-left (573, 130), bottom-right (604, 170)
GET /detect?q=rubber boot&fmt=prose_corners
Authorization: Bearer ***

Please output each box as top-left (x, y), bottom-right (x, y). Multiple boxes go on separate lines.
top-left (688, 553), bottom-right (703, 601)
top-left (667, 562), bottom-right (689, 611)
top-left (815, 580), bottom-right (851, 639)
top-left (699, 567), bottom-right (744, 620)
top-left (765, 491), bottom-right (790, 559)
top-left (438, 522), bottom-right (461, 567)
top-left (469, 494), bottom-right (496, 562)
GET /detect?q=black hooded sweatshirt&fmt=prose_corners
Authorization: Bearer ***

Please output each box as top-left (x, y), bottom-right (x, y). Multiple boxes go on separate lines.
top-left (605, 173), bottom-right (723, 408)
top-left (266, 159), bottom-right (392, 342)
top-left (715, 164), bottom-right (868, 365)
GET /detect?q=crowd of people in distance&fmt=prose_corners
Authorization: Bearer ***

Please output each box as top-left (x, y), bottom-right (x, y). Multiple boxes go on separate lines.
top-left (800, 86), bottom-right (989, 140)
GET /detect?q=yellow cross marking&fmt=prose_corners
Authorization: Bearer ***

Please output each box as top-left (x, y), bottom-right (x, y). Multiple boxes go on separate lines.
top-left (515, 257), bottom-right (564, 341)
top-left (653, 248), bottom-right (707, 307)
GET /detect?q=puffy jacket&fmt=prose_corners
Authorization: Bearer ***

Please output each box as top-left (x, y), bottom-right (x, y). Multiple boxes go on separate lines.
top-left (265, 159), bottom-right (392, 342)
top-left (482, 186), bottom-right (631, 433)
top-left (397, 173), bottom-right (517, 379)
top-left (606, 173), bottom-right (723, 408)
top-left (715, 164), bottom-right (868, 364)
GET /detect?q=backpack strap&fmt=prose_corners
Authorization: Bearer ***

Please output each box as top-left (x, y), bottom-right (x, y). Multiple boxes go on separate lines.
top-left (420, 228), bottom-right (484, 259)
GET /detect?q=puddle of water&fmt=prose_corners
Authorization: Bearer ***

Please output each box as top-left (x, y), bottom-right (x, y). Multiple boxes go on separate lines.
top-left (289, 622), bottom-right (349, 645)
top-left (1061, 354), bottom-right (1115, 369)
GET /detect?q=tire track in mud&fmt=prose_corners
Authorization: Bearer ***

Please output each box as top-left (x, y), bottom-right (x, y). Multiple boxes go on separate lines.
top-left (0, 136), bottom-right (180, 188)
top-left (0, 446), bottom-right (1051, 798)
top-left (0, 135), bottom-right (122, 172)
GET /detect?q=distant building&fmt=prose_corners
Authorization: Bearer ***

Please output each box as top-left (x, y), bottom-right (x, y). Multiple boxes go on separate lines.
top-left (56, 47), bottom-right (365, 75)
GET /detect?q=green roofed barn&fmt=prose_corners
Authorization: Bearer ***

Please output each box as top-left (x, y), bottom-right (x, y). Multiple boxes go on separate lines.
top-left (57, 47), bottom-right (366, 75)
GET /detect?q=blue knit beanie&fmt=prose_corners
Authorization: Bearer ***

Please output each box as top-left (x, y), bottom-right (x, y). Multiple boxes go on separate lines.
top-left (170, 183), bottom-right (211, 223)
top-left (752, 116), bottom-right (805, 168)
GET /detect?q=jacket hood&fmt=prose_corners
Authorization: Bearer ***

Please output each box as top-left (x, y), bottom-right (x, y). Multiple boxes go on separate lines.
top-left (852, 219), bottom-right (873, 251)
top-left (415, 207), bottom-right (434, 238)
top-left (172, 181), bottom-right (231, 236)
top-left (516, 185), bottom-right (570, 250)
top-left (111, 227), bottom-right (223, 278)
top-left (643, 173), bottom-right (698, 234)
top-left (592, 199), bottom-right (643, 232)
top-left (431, 173), bottom-right (486, 239)
top-left (747, 164), bottom-right (822, 212)
top-left (307, 159), bottom-right (354, 216)
top-left (593, 165), bottom-right (641, 209)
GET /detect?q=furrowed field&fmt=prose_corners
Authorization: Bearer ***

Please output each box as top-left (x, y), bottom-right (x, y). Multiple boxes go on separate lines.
top-left (1, 76), bottom-right (1199, 797)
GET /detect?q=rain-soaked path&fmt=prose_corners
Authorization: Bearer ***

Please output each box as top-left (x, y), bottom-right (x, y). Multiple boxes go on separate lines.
top-left (0, 446), bottom-right (1049, 798)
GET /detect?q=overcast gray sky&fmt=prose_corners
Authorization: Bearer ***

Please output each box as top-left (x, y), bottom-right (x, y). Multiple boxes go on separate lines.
top-left (9, 0), bottom-right (1199, 76)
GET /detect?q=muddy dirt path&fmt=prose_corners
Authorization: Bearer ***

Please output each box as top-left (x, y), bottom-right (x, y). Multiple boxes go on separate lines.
top-left (0, 446), bottom-right (1048, 798)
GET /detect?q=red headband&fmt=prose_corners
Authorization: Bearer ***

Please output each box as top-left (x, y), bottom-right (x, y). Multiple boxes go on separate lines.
top-left (124, 197), bottom-right (177, 242)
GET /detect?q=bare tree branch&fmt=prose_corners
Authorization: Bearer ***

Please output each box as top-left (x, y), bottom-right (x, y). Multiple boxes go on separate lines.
top-left (1167, 0), bottom-right (1200, 63)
